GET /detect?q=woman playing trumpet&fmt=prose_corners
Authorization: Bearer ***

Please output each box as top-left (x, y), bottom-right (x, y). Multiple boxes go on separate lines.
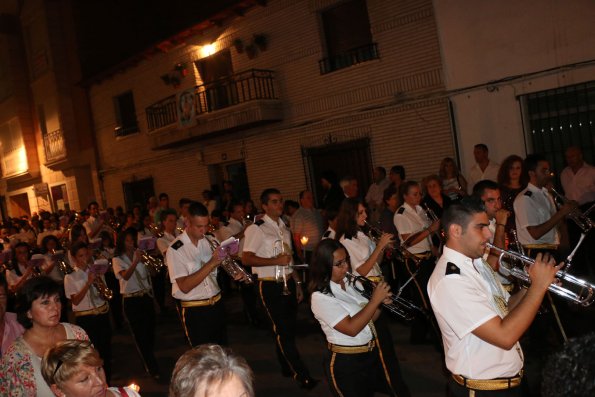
top-left (334, 198), bottom-right (411, 396)
top-left (112, 227), bottom-right (161, 381)
top-left (310, 239), bottom-right (407, 397)
top-left (64, 241), bottom-right (112, 382)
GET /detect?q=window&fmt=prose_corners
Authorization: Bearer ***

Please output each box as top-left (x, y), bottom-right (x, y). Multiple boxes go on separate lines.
top-left (0, 118), bottom-right (28, 177)
top-left (113, 91), bottom-right (139, 136)
top-left (521, 81), bottom-right (595, 174)
top-left (319, 0), bottom-right (378, 75)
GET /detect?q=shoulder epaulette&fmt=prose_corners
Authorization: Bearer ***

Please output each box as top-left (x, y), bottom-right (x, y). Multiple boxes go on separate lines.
top-left (397, 207), bottom-right (405, 214)
top-left (172, 240), bottom-right (183, 250)
top-left (323, 230), bottom-right (331, 238)
top-left (524, 191), bottom-right (532, 197)
top-left (445, 262), bottom-right (460, 275)
top-left (255, 219), bottom-right (265, 226)
top-left (223, 221), bottom-right (230, 227)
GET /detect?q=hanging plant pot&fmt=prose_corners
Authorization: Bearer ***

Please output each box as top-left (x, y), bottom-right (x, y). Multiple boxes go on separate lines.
top-left (245, 44), bottom-right (257, 59)
top-left (233, 38), bottom-right (244, 54)
top-left (253, 34), bottom-right (268, 51)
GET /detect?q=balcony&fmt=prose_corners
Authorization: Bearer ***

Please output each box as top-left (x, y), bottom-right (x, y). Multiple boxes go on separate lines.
top-left (319, 43), bottom-right (379, 75)
top-left (43, 128), bottom-right (67, 164)
top-left (145, 69), bottom-right (283, 149)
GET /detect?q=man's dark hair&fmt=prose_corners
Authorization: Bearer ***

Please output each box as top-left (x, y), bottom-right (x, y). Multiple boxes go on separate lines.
top-left (542, 332), bottom-right (595, 397)
top-left (179, 198), bottom-right (193, 207)
top-left (389, 165), bottom-right (406, 180)
top-left (472, 179), bottom-right (500, 198)
top-left (211, 209), bottom-right (222, 219)
top-left (160, 208), bottom-right (178, 223)
top-left (69, 241), bottom-right (88, 258)
top-left (188, 202), bottom-right (209, 218)
top-left (87, 201), bottom-right (99, 210)
top-left (15, 276), bottom-right (62, 329)
top-left (260, 188), bottom-right (281, 206)
top-left (441, 196), bottom-right (486, 239)
top-left (474, 143), bottom-right (488, 152)
top-left (159, 193), bottom-right (169, 201)
top-left (383, 185), bottom-right (398, 204)
top-left (524, 153), bottom-right (548, 173)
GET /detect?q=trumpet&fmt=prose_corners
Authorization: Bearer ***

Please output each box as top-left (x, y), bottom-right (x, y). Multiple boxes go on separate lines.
top-left (345, 272), bottom-right (421, 320)
top-left (422, 203), bottom-right (446, 243)
top-left (550, 188), bottom-right (594, 233)
top-left (148, 223), bottom-right (164, 238)
top-left (139, 250), bottom-right (166, 273)
top-left (60, 213), bottom-right (81, 248)
top-left (50, 249), bottom-right (74, 275)
top-left (205, 235), bottom-right (254, 284)
top-left (88, 257), bottom-right (113, 301)
top-left (486, 243), bottom-right (595, 306)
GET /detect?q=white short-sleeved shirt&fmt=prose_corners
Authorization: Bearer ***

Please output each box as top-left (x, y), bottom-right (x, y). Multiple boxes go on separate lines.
top-left (321, 227), bottom-right (336, 240)
top-left (393, 203), bottom-right (432, 253)
top-left (339, 231), bottom-right (381, 277)
top-left (242, 215), bottom-right (293, 279)
top-left (428, 246), bottom-right (523, 379)
top-left (42, 253), bottom-right (65, 283)
top-left (513, 183), bottom-right (559, 245)
top-left (83, 216), bottom-right (102, 238)
top-left (64, 267), bottom-right (107, 312)
top-left (560, 163), bottom-right (595, 205)
top-left (166, 231), bottom-right (220, 301)
top-left (112, 255), bottom-right (152, 294)
top-left (311, 279), bottom-right (373, 346)
top-left (5, 264), bottom-right (31, 289)
top-left (157, 231), bottom-right (177, 266)
top-left (467, 161), bottom-right (500, 194)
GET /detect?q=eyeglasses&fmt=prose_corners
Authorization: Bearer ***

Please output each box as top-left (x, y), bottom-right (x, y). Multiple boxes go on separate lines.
top-left (333, 257), bottom-right (351, 267)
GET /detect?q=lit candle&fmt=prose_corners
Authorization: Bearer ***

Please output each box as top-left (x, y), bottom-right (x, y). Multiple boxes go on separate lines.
top-left (128, 383), bottom-right (140, 392)
top-left (300, 236), bottom-right (309, 263)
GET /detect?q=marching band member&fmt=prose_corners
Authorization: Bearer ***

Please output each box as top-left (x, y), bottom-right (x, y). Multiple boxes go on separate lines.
top-left (334, 198), bottom-right (410, 396)
top-left (513, 154), bottom-right (575, 252)
top-left (157, 209), bottom-right (180, 262)
top-left (166, 202), bottom-right (227, 347)
top-left (242, 188), bottom-right (318, 390)
top-left (394, 181), bottom-right (440, 344)
top-left (310, 239), bottom-right (396, 397)
top-left (83, 202), bottom-right (106, 241)
top-left (5, 242), bottom-right (36, 295)
top-left (428, 198), bottom-right (560, 397)
top-left (64, 241), bottom-right (112, 381)
top-left (112, 227), bottom-right (161, 380)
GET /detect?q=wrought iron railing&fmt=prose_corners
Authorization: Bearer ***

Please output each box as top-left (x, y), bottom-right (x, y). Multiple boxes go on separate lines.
top-left (43, 128), bottom-right (66, 162)
top-left (319, 43), bottom-right (379, 75)
top-left (146, 69), bottom-right (277, 132)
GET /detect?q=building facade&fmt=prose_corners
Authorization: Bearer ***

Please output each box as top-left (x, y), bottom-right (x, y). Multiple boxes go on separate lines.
top-left (0, 0), bottom-right (100, 218)
top-left (433, 0), bottom-right (595, 175)
top-left (88, 0), bottom-right (454, 210)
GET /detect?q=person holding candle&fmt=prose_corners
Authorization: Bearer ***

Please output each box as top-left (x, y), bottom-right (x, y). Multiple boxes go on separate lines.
top-left (291, 190), bottom-right (324, 264)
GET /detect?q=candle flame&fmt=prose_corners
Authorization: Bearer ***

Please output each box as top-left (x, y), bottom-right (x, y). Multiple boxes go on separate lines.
top-left (128, 383), bottom-right (140, 392)
top-left (300, 236), bottom-right (309, 245)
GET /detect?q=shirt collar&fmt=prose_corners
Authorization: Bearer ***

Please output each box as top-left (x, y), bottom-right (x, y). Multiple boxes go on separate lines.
top-left (442, 246), bottom-right (476, 271)
top-left (263, 214), bottom-right (286, 229)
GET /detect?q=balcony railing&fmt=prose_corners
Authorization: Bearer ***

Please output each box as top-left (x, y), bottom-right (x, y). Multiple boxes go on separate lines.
top-left (146, 69), bottom-right (278, 132)
top-left (43, 128), bottom-right (67, 163)
top-left (319, 43), bottom-right (379, 75)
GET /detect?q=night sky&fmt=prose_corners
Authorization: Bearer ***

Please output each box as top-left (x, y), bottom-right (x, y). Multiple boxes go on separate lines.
top-left (72, 0), bottom-right (243, 80)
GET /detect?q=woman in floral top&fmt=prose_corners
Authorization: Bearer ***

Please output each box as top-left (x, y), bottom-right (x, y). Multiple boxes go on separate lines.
top-left (0, 276), bottom-right (88, 397)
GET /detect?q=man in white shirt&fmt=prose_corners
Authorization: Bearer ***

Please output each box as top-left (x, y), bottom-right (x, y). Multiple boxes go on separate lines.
top-left (560, 146), bottom-right (595, 206)
top-left (83, 201), bottom-right (105, 240)
top-left (428, 198), bottom-right (560, 396)
top-left (514, 154), bottom-right (575, 247)
top-left (467, 144), bottom-right (500, 194)
top-left (291, 190), bottom-right (323, 263)
top-left (166, 202), bottom-right (226, 347)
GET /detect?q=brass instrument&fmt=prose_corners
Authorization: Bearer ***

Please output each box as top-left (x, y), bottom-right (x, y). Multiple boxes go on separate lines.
top-left (550, 188), bottom-right (595, 233)
top-left (60, 213), bottom-right (81, 248)
top-left (205, 234), bottom-right (253, 284)
top-left (139, 250), bottom-right (166, 273)
top-left (29, 255), bottom-right (46, 277)
top-left (422, 203), bottom-right (445, 244)
top-left (50, 249), bottom-right (73, 275)
top-left (89, 255), bottom-right (113, 301)
top-left (345, 272), bottom-right (421, 320)
top-left (148, 223), bottom-right (164, 238)
top-left (486, 243), bottom-right (595, 306)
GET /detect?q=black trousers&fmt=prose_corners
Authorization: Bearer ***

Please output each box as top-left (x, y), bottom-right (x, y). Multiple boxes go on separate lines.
top-left (448, 377), bottom-right (523, 397)
top-left (258, 279), bottom-right (311, 381)
top-left (123, 294), bottom-right (159, 375)
top-left (76, 311), bottom-right (112, 382)
top-left (151, 268), bottom-right (167, 310)
top-left (404, 257), bottom-right (439, 344)
top-left (104, 271), bottom-right (124, 328)
top-left (324, 347), bottom-right (392, 397)
top-left (178, 298), bottom-right (227, 347)
top-left (374, 314), bottom-right (411, 397)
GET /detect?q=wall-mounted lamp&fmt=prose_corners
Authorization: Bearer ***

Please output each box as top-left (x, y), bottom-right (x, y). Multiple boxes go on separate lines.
top-left (201, 43), bottom-right (216, 58)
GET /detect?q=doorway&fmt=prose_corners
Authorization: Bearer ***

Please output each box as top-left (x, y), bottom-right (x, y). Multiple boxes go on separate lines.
top-left (50, 184), bottom-right (70, 212)
top-left (122, 178), bottom-right (155, 212)
top-left (208, 161), bottom-right (251, 203)
top-left (303, 138), bottom-right (373, 207)
top-left (9, 192), bottom-right (31, 218)
top-left (194, 49), bottom-right (235, 112)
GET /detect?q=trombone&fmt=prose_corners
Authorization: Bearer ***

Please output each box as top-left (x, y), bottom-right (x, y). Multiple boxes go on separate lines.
top-left (345, 272), bottom-right (422, 320)
top-left (486, 243), bottom-right (595, 306)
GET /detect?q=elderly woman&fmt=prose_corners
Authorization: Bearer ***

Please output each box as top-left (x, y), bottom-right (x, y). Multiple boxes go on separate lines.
top-left (41, 340), bottom-right (141, 397)
top-left (169, 344), bottom-right (254, 397)
top-left (0, 277), bottom-right (88, 397)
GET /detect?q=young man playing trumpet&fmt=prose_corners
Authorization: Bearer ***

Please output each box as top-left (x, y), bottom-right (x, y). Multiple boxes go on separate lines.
top-left (428, 198), bottom-right (561, 396)
top-left (166, 202), bottom-right (227, 347)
